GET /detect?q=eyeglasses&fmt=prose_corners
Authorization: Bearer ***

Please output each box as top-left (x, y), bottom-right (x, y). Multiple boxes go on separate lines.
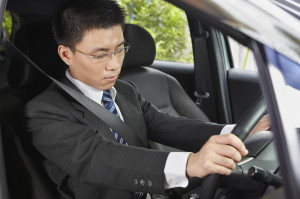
top-left (72, 44), bottom-right (130, 63)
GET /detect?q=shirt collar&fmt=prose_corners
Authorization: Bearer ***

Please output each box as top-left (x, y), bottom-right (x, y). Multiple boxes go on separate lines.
top-left (66, 70), bottom-right (117, 105)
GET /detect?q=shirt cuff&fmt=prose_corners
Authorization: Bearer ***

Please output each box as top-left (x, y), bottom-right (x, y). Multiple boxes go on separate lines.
top-left (220, 124), bottom-right (236, 135)
top-left (164, 152), bottom-right (191, 189)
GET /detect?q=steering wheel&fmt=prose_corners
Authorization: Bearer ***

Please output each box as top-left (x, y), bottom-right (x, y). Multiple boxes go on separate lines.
top-left (178, 96), bottom-right (267, 199)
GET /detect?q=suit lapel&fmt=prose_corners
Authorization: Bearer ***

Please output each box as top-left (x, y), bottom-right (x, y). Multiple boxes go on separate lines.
top-left (72, 102), bottom-right (118, 141)
top-left (115, 92), bottom-right (147, 147)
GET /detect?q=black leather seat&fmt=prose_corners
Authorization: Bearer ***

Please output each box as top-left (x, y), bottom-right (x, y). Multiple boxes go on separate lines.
top-left (0, 23), bottom-right (65, 199)
top-left (120, 24), bottom-right (209, 120)
top-left (120, 24), bottom-right (209, 151)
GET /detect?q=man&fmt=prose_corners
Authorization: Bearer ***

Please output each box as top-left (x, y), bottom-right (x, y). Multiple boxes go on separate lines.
top-left (23, 0), bottom-right (270, 198)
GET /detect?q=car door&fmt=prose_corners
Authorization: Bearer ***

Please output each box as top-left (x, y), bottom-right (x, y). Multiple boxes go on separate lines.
top-left (187, 20), bottom-right (263, 124)
top-left (226, 37), bottom-right (263, 123)
top-left (170, 1), bottom-right (300, 198)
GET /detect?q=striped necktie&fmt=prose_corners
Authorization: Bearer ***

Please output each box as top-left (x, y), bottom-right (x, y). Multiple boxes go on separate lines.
top-left (102, 90), bottom-right (128, 145)
top-left (102, 90), bottom-right (146, 199)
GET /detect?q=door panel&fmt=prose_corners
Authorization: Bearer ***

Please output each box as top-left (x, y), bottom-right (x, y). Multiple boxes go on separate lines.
top-left (0, 55), bottom-right (10, 89)
top-left (227, 68), bottom-right (262, 122)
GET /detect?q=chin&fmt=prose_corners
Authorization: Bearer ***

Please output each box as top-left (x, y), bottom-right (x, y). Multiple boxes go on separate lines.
top-left (102, 82), bottom-right (117, 91)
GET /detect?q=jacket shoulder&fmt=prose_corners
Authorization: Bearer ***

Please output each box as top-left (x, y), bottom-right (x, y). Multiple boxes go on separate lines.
top-left (115, 79), bottom-right (137, 91)
top-left (24, 83), bottom-right (74, 114)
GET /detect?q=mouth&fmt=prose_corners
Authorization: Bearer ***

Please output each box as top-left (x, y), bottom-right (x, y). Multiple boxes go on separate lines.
top-left (104, 74), bottom-right (118, 82)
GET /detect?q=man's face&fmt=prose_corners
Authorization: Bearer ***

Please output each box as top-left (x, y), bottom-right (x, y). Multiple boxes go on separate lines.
top-left (66, 25), bottom-right (125, 90)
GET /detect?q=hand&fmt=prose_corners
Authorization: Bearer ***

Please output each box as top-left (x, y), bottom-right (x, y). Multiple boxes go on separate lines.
top-left (249, 114), bottom-right (270, 136)
top-left (186, 134), bottom-right (248, 178)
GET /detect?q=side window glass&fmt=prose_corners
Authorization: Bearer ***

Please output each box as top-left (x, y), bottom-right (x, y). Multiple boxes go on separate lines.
top-left (2, 11), bottom-right (12, 41)
top-left (0, 11), bottom-right (13, 89)
top-left (118, 0), bottom-right (193, 63)
top-left (228, 37), bottom-right (257, 71)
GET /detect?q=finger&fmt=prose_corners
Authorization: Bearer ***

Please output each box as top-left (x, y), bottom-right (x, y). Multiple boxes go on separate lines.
top-left (251, 115), bottom-right (270, 135)
top-left (215, 144), bottom-right (242, 162)
top-left (260, 115), bottom-right (270, 127)
top-left (205, 161), bottom-right (232, 176)
top-left (261, 114), bottom-right (269, 121)
top-left (210, 153), bottom-right (236, 170)
top-left (212, 134), bottom-right (248, 156)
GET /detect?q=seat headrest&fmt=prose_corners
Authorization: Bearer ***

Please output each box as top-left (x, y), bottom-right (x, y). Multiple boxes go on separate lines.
top-left (7, 23), bottom-right (67, 88)
top-left (123, 24), bottom-right (156, 69)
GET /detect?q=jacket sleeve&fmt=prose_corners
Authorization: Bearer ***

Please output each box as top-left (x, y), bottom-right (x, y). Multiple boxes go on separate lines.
top-left (124, 81), bottom-right (226, 152)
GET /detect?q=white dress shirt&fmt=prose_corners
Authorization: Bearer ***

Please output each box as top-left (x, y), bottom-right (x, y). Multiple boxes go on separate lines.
top-left (66, 71), bottom-right (235, 189)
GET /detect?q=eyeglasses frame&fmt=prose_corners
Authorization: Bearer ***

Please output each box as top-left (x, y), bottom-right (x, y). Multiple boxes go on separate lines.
top-left (70, 42), bottom-right (131, 62)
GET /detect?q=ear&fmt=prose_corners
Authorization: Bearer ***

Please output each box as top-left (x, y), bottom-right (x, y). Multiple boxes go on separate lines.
top-left (58, 45), bottom-right (73, 66)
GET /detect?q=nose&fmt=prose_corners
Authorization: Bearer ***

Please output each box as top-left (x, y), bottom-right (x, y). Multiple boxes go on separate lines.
top-left (105, 53), bottom-right (121, 71)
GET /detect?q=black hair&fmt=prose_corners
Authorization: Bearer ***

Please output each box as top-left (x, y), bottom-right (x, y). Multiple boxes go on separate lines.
top-left (52, 0), bottom-right (126, 49)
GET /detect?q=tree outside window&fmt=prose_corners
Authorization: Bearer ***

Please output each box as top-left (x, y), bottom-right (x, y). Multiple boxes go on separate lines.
top-left (2, 11), bottom-right (12, 41)
top-left (118, 0), bottom-right (193, 63)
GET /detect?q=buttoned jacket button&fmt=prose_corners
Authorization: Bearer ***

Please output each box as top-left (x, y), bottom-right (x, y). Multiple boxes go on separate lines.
top-left (134, 179), bottom-right (139, 185)
top-left (147, 180), bottom-right (152, 187)
top-left (140, 179), bottom-right (146, 186)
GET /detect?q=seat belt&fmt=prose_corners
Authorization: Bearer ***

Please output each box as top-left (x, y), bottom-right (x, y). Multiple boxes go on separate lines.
top-left (0, 38), bottom-right (146, 148)
top-left (192, 27), bottom-right (210, 106)
top-left (194, 33), bottom-right (209, 106)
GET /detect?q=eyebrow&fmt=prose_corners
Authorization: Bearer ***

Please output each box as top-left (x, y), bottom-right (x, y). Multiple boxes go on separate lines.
top-left (90, 41), bottom-right (125, 54)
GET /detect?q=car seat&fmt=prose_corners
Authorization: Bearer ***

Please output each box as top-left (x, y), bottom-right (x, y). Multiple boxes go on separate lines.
top-left (120, 24), bottom-right (209, 121)
top-left (0, 23), bottom-right (64, 199)
top-left (120, 24), bottom-right (210, 151)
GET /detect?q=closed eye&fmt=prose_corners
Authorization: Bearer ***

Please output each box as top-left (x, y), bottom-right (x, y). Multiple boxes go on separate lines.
top-left (93, 47), bottom-right (126, 59)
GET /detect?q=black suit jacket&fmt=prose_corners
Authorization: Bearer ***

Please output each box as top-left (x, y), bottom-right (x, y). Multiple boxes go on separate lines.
top-left (23, 77), bottom-right (225, 199)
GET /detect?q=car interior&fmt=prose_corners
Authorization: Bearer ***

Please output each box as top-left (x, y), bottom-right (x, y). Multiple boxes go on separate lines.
top-left (0, 20), bottom-right (211, 199)
top-left (0, 0), bottom-right (283, 199)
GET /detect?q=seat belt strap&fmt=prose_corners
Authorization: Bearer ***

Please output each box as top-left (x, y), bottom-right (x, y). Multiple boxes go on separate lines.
top-left (193, 30), bottom-right (210, 106)
top-left (1, 39), bottom-right (146, 147)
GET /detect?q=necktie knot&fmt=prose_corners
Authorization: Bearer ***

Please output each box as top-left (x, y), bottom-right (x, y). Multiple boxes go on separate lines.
top-left (102, 90), bottom-right (113, 105)
top-left (102, 90), bottom-right (119, 117)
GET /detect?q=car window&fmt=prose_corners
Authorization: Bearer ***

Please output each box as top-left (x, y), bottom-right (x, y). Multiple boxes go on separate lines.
top-left (228, 37), bottom-right (257, 71)
top-left (0, 11), bottom-right (13, 89)
top-left (118, 0), bottom-right (193, 63)
top-left (2, 11), bottom-right (12, 41)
